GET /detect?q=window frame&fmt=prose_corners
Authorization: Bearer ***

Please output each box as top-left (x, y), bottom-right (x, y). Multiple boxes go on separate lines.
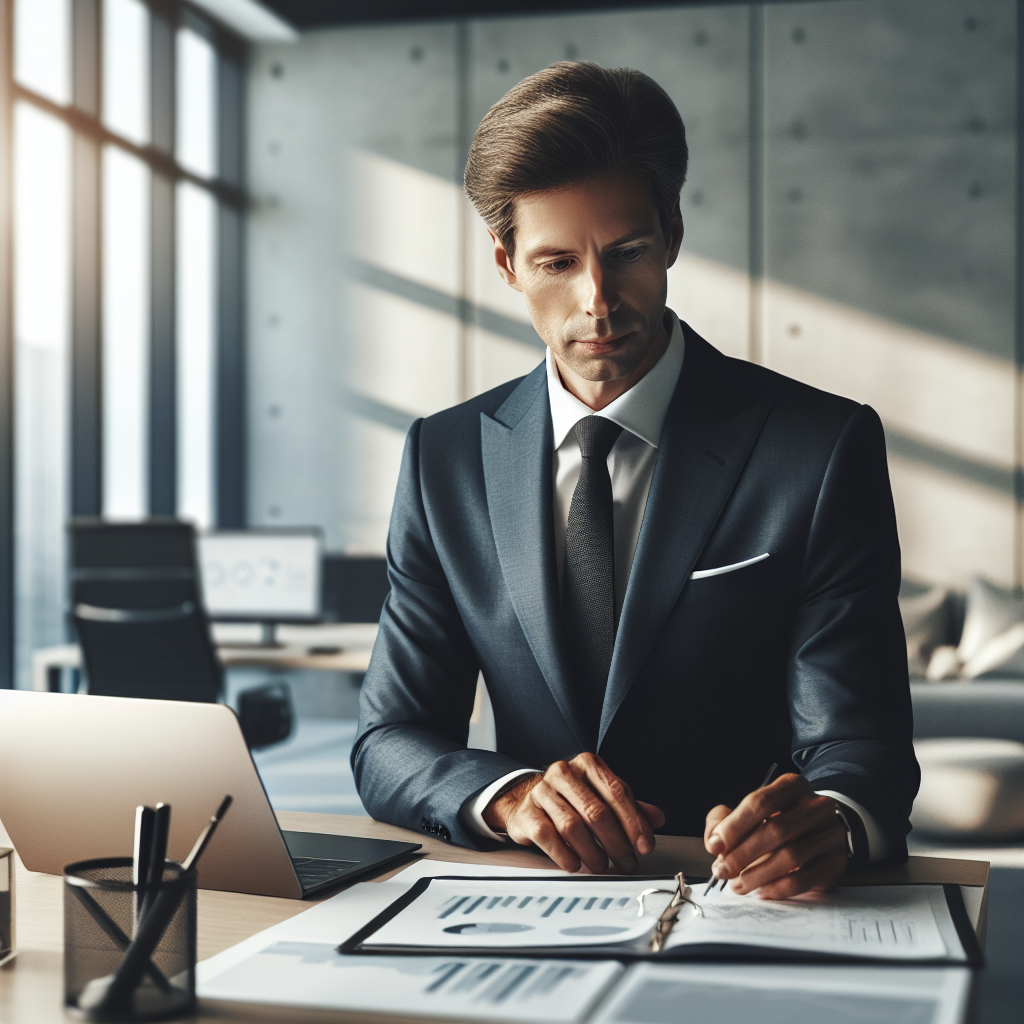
top-left (0, 0), bottom-right (249, 687)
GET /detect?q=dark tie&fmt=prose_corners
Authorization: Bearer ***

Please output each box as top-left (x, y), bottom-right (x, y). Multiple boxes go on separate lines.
top-left (563, 415), bottom-right (624, 731)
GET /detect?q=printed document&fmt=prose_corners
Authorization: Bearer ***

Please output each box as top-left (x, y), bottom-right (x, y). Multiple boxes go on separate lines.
top-left (358, 878), bottom-right (962, 962)
top-left (202, 946), bottom-right (622, 1023)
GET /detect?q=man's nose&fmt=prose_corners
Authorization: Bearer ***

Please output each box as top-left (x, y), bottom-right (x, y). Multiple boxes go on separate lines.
top-left (583, 260), bottom-right (619, 319)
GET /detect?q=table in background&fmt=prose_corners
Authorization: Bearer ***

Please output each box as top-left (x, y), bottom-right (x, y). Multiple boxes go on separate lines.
top-left (0, 812), bottom-right (997, 1024)
top-left (30, 623), bottom-right (379, 692)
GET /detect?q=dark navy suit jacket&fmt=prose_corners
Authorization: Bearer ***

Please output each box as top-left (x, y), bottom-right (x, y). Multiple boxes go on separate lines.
top-left (352, 325), bottom-right (919, 854)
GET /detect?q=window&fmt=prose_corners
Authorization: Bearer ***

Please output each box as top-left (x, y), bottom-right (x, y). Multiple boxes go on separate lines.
top-left (5, 1), bottom-right (247, 687)
top-left (12, 102), bottom-right (72, 692)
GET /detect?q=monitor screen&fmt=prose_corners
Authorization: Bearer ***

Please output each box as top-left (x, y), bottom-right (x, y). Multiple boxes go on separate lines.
top-left (197, 530), bottom-right (322, 621)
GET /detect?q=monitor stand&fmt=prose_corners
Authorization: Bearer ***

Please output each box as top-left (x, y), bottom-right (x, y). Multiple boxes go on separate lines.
top-left (256, 622), bottom-right (284, 648)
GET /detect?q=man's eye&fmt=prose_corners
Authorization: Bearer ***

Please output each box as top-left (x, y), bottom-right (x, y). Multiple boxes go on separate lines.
top-left (616, 247), bottom-right (644, 263)
top-left (545, 258), bottom-right (573, 273)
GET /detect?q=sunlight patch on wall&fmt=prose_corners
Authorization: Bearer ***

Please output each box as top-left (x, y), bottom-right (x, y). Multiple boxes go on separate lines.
top-left (468, 326), bottom-right (544, 397)
top-left (349, 284), bottom-right (461, 419)
top-left (888, 454), bottom-right (1015, 589)
top-left (341, 416), bottom-right (407, 553)
top-left (353, 150), bottom-right (461, 299)
top-left (668, 251), bottom-right (750, 361)
top-left (764, 282), bottom-right (1015, 473)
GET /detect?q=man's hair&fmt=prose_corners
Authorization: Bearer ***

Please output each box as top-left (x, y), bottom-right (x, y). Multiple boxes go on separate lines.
top-left (464, 61), bottom-right (688, 261)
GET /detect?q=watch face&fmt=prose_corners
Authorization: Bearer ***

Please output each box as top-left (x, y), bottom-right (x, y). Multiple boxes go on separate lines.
top-left (833, 804), bottom-right (858, 860)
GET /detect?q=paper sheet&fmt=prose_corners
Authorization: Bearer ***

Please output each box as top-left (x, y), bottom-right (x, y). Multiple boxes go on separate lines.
top-left (592, 963), bottom-right (972, 1024)
top-left (367, 878), bottom-right (677, 949)
top-left (362, 876), bottom-right (962, 963)
top-left (198, 862), bottom-right (622, 1023)
top-left (665, 884), bottom-right (953, 961)
top-left (201, 946), bottom-right (622, 1023)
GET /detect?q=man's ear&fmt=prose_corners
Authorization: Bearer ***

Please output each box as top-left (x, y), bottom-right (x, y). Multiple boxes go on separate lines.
top-left (488, 229), bottom-right (523, 293)
top-left (664, 201), bottom-right (684, 270)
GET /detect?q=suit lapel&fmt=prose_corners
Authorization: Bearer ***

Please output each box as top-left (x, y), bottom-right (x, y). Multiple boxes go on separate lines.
top-left (481, 365), bottom-right (590, 749)
top-left (598, 330), bottom-right (773, 747)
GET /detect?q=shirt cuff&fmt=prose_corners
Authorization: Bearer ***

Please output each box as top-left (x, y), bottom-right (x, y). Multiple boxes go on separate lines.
top-left (460, 769), bottom-right (540, 843)
top-left (815, 788), bottom-right (892, 863)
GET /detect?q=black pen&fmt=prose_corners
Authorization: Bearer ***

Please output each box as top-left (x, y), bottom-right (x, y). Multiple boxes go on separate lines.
top-left (139, 803), bottom-right (171, 925)
top-left (147, 804), bottom-right (171, 887)
top-left (704, 762), bottom-right (779, 896)
top-left (132, 806), bottom-right (155, 931)
top-left (182, 795), bottom-right (233, 872)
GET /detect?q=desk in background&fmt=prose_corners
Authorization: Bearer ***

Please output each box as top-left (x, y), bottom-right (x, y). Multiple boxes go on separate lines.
top-left (0, 812), bottom-right (998, 1024)
top-left (31, 623), bottom-right (379, 693)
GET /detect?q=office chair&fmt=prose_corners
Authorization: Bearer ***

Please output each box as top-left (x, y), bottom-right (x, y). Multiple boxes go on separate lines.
top-left (69, 519), bottom-right (292, 748)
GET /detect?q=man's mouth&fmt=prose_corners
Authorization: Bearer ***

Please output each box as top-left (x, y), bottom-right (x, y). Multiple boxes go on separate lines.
top-left (572, 330), bottom-right (634, 352)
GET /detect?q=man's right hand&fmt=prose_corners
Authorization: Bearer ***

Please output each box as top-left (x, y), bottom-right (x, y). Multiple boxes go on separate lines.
top-left (482, 753), bottom-right (665, 873)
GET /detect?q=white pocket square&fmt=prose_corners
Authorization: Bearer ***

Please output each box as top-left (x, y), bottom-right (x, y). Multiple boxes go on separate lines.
top-left (689, 552), bottom-right (770, 580)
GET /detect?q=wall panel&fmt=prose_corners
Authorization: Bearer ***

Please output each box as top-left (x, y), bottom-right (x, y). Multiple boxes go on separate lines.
top-left (762, 0), bottom-right (1018, 586)
top-left (246, 23), bottom-right (462, 551)
top-left (247, 3), bottom-right (1018, 589)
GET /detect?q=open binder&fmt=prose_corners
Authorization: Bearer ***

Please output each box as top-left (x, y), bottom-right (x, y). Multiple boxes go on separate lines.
top-left (338, 874), bottom-right (983, 968)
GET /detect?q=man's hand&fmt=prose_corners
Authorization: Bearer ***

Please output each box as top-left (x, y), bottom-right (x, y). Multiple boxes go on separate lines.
top-left (483, 753), bottom-right (665, 874)
top-left (703, 774), bottom-right (848, 899)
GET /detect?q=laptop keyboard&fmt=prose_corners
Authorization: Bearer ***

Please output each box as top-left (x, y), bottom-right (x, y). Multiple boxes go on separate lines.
top-left (292, 856), bottom-right (361, 890)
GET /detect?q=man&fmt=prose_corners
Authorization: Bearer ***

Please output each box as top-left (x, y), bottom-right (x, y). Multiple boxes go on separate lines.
top-left (353, 62), bottom-right (918, 899)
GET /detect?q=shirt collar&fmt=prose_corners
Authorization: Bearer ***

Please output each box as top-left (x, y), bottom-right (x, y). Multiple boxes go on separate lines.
top-left (545, 309), bottom-right (685, 450)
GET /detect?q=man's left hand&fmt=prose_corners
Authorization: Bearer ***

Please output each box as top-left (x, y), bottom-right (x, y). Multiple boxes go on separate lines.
top-left (703, 774), bottom-right (848, 900)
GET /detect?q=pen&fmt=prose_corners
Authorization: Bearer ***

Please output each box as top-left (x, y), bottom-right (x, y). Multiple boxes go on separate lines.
top-left (147, 804), bottom-right (171, 887)
top-left (139, 803), bottom-right (171, 925)
top-left (182, 795), bottom-right (233, 872)
top-left (132, 806), bottom-right (155, 931)
top-left (704, 762), bottom-right (778, 895)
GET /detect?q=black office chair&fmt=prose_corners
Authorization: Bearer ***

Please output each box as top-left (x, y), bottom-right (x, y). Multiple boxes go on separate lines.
top-left (69, 519), bottom-right (292, 748)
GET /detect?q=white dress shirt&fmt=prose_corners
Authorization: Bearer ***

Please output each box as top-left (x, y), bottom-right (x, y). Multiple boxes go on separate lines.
top-left (460, 310), bottom-right (889, 862)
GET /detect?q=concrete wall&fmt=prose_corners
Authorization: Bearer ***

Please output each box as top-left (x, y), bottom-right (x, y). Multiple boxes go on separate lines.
top-left (246, 0), bottom-right (1018, 589)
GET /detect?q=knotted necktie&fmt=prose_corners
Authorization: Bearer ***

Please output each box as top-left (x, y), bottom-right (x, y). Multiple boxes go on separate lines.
top-left (563, 415), bottom-right (624, 732)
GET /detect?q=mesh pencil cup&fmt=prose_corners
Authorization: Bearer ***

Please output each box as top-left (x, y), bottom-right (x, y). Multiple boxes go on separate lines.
top-left (64, 857), bottom-right (196, 1022)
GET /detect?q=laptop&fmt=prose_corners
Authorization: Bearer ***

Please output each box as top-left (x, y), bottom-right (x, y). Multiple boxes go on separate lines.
top-left (0, 691), bottom-right (421, 898)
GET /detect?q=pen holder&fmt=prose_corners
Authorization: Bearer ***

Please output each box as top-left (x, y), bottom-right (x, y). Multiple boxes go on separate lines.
top-left (0, 847), bottom-right (14, 966)
top-left (64, 857), bottom-right (196, 1022)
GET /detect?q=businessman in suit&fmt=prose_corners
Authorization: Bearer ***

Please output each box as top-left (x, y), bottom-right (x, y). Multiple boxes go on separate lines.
top-left (353, 62), bottom-right (918, 898)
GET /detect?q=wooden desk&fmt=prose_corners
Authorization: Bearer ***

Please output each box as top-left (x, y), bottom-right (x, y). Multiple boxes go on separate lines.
top-left (0, 812), bottom-right (990, 1023)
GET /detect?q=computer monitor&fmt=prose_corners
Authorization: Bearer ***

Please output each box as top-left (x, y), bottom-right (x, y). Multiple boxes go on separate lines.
top-left (197, 529), bottom-right (323, 645)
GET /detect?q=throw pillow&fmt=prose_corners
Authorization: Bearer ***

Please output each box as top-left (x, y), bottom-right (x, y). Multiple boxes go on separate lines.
top-left (899, 587), bottom-right (952, 677)
top-left (957, 578), bottom-right (1024, 664)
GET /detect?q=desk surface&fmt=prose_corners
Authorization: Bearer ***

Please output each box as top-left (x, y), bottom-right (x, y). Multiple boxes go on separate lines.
top-left (31, 624), bottom-right (379, 690)
top-left (0, 812), bottom-right (990, 1024)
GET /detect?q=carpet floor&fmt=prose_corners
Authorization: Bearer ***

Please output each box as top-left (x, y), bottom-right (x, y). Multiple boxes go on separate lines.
top-left (252, 717), bottom-right (367, 816)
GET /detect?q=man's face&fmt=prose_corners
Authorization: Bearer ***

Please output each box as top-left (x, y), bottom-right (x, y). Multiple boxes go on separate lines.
top-left (492, 171), bottom-right (683, 384)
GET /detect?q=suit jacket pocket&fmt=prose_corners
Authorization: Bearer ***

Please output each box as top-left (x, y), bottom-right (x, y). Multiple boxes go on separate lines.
top-left (679, 552), bottom-right (774, 608)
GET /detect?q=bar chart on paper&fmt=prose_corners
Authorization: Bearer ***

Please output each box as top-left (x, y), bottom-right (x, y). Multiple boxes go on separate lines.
top-left (199, 943), bottom-right (623, 1024)
top-left (370, 880), bottom-right (676, 949)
